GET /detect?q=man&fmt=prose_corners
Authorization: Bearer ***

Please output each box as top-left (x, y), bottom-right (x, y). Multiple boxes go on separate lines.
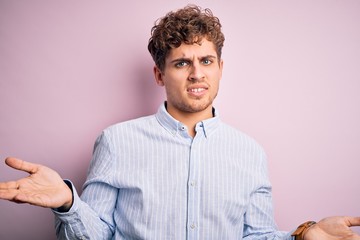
top-left (0, 5), bottom-right (359, 240)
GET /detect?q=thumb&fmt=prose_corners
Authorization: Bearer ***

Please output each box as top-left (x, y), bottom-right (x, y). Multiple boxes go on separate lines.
top-left (347, 216), bottom-right (360, 227)
top-left (5, 157), bottom-right (39, 174)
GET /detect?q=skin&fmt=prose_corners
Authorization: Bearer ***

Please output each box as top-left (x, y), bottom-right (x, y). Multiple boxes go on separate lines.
top-left (0, 157), bottom-right (72, 210)
top-left (154, 38), bottom-right (223, 137)
top-left (305, 217), bottom-right (360, 240)
top-left (0, 38), bottom-right (359, 239)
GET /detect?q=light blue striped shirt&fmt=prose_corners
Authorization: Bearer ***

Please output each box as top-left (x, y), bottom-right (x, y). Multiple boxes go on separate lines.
top-left (54, 103), bottom-right (292, 239)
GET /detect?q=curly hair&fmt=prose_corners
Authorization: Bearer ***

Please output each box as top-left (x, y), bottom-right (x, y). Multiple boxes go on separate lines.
top-left (148, 5), bottom-right (225, 71)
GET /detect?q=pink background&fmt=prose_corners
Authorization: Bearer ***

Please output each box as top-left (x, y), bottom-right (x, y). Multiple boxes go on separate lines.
top-left (1, 1), bottom-right (359, 239)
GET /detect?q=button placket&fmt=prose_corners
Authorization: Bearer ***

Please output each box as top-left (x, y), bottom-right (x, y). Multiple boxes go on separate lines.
top-left (186, 136), bottom-right (201, 239)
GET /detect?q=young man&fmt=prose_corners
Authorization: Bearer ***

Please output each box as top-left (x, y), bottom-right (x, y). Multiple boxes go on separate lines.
top-left (0, 5), bottom-right (359, 240)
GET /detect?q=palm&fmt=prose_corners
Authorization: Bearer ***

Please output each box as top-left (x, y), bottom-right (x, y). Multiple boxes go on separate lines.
top-left (0, 157), bottom-right (72, 209)
top-left (305, 216), bottom-right (360, 240)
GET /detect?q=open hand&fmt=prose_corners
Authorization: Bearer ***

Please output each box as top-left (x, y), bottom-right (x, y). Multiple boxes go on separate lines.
top-left (0, 157), bottom-right (73, 210)
top-left (305, 216), bottom-right (360, 240)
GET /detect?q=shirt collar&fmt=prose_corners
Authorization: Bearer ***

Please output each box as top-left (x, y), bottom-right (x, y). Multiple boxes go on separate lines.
top-left (155, 102), bottom-right (220, 138)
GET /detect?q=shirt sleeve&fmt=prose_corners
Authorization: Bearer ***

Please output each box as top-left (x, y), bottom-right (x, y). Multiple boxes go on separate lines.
top-left (53, 131), bottom-right (118, 239)
top-left (242, 150), bottom-right (294, 240)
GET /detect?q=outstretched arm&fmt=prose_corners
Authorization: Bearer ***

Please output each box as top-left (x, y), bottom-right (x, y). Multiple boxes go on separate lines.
top-left (1, 156), bottom-right (116, 240)
top-left (304, 216), bottom-right (360, 240)
top-left (0, 157), bottom-right (72, 210)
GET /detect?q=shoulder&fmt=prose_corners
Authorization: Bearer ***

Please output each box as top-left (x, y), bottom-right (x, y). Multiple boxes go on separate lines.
top-left (104, 114), bottom-right (157, 134)
top-left (218, 121), bottom-right (266, 154)
top-left (92, 114), bottom-right (158, 151)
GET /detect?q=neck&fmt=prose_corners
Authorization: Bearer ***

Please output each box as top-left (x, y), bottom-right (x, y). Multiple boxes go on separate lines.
top-left (166, 104), bottom-right (214, 137)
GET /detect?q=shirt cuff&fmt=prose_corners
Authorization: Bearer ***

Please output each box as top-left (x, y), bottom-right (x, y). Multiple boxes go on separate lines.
top-left (52, 179), bottom-right (80, 219)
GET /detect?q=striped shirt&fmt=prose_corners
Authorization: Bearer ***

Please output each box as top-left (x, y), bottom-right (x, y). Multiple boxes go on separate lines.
top-left (54, 103), bottom-right (292, 239)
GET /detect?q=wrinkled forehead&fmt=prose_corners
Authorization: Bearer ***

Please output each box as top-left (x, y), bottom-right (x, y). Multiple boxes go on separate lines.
top-left (167, 39), bottom-right (217, 60)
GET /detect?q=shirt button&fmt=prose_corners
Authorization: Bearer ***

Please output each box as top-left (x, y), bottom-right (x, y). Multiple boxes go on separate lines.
top-left (180, 126), bottom-right (186, 131)
top-left (190, 223), bottom-right (196, 229)
top-left (190, 181), bottom-right (196, 187)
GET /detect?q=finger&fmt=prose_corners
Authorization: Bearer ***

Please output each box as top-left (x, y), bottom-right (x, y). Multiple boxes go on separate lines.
top-left (0, 180), bottom-right (19, 190)
top-left (0, 188), bottom-right (19, 201)
top-left (5, 157), bottom-right (39, 174)
top-left (0, 189), bottom-right (31, 204)
top-left (347, 216), bottom-right (360, 227)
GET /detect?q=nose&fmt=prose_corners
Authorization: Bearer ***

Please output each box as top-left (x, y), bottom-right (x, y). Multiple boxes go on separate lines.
top-left (188, 62), bottom-right (205, 81)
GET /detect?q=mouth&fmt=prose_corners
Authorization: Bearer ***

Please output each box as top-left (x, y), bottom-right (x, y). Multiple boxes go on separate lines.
top-left (187, 86), bottom-right (208, 97)
top-left (188, 87), bottom-right (206, 93)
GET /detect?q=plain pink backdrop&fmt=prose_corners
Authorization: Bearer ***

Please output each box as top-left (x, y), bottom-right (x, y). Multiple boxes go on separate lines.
top-left (1, 1), bottom-right (359, 239)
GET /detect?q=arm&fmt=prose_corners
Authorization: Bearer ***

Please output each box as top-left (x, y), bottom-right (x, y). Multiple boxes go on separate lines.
top-left (0, 157), bottom-right (114, 239)
top-left (53, 180), bottom-right (117, 240)
top-left (54, 131), bottom-right (118, 239)
top-left (242, 183), bottom-right (293, 240)
top-left (242, 151), bottom-right (293, 240)
top-left (1, 131), bottom-right (119, 239)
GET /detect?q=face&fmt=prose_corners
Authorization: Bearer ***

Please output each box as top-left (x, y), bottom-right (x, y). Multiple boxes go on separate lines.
top-left (154, 39), bottom-right (223, 119)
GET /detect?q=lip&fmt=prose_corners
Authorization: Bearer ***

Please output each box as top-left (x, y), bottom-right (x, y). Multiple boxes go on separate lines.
top-left (187, 85), bottom-right (208, 97)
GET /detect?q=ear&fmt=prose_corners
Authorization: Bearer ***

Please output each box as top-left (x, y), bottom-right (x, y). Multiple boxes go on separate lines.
top-left (153, 66), bottom-right (165, 86)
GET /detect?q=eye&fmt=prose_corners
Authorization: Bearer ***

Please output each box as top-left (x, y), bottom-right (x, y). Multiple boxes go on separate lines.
top-left (175, 61), bottom-right (189, 68)
top-left (202, 58), bottom-right (213, 65)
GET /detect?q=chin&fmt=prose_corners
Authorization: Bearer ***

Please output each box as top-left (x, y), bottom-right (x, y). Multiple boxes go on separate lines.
top-left (185, 102), bottom-right (213, 113)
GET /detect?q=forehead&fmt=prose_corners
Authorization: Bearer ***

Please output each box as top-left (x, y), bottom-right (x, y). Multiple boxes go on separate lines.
top-left (166, 39), bottom-right (217, 60)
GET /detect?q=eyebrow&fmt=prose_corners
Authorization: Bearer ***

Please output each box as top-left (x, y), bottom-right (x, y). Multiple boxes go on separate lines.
top-left (169, 55), bottom-right (217, 64)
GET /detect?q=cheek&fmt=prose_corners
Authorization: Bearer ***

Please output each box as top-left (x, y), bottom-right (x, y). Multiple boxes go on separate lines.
top-left (208, 70), bottom-right (221, 85)
top-left (164, 76), bottom-right (184, 90)
top-left (212, 82), bottom-right (220, 95)
top-left (164, 81), bottom-right (181, 96)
